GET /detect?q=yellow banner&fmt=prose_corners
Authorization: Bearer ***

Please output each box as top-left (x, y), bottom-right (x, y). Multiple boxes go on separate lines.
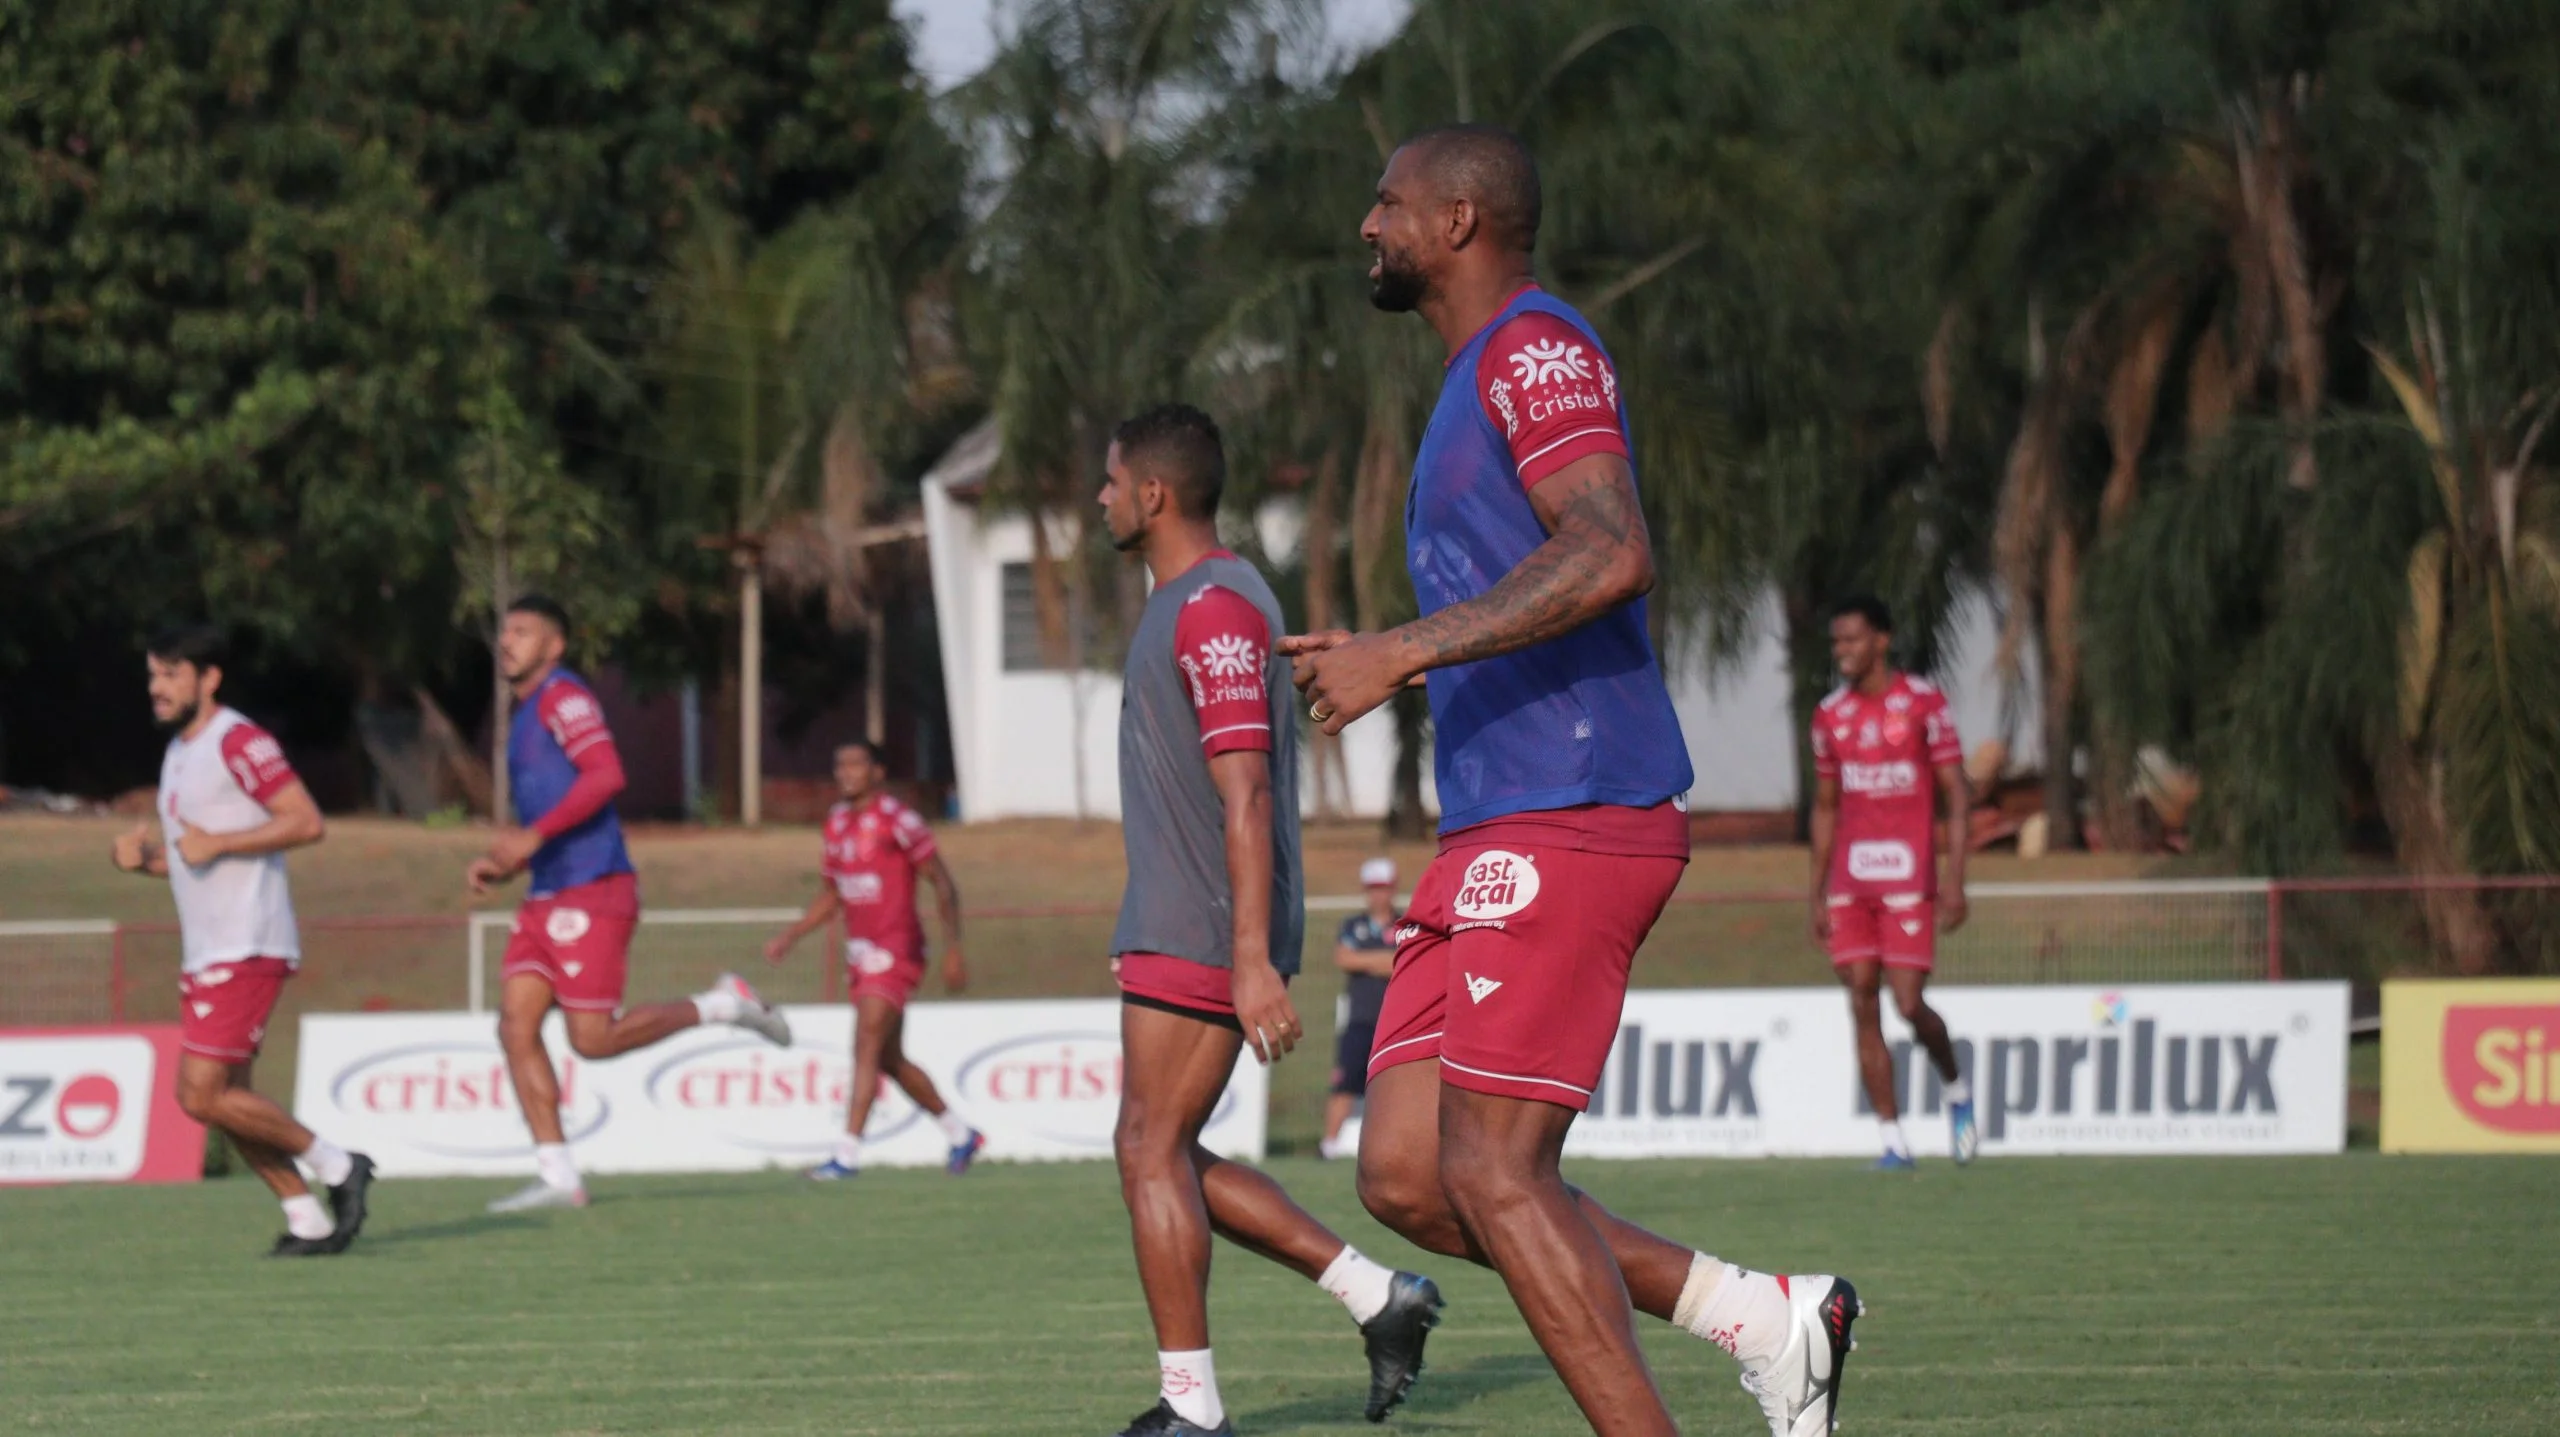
top-left (2382, 978), bottom-right (2560, 1153)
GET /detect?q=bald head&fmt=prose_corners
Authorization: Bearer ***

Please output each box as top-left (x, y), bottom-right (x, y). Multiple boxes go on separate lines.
top-left (1364, 124), bottom-right (1543, 315)
top-left (1399, 124), bottom-right (1542, 254)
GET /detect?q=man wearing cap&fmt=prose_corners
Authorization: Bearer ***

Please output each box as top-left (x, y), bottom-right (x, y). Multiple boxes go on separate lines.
top-left (1320, 858), bottom-right (1401, 1160)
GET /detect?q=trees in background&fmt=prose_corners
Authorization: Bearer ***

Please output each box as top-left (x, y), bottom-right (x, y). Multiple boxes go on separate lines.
top-left (6, 0), bottom-right (2558, 932)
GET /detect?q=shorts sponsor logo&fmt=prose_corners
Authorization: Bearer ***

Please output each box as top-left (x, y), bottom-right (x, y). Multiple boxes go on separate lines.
top-left (2442, 1005), bottom-right (2560, 1133)
top-left (955, 1031), bottom-right (1235, 1150)
top-left (1393, 923), bottom-right (1424, 945)
top-left (1453, 851), bottom-right (1539, 923)
top-left (1464, 973), bottom-right (1503, 1005)
top-left (196, 966), bottom-right (235, 986)
top-left (1845, 840), bottom-right (1915, 883)
top-left (326, 1041), bottom-right (608, 1154)
top-left (850, 940), bottom-right (899, 977)
top-left (545, 907), bottom-right (592, 945)
top-left (643, 1040), bottom-right (917, 1151)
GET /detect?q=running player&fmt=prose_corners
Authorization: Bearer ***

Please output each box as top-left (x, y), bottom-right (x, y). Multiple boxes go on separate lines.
top-left (1099, 405), bottom-right (1442, 1437)
top-left (764, 739), bottom-right (984, 1178)
top-left (1318, 857), bottom-right (1398, 1161)
top-left (1285, 125), bottom-right (1859, 1437)
top-left (1809, 594), bottom-right (1978, 1169)
top-left (111, 624), bottom-right (375, 1257)
top-left (469, 594), bottom-right (790, 1212)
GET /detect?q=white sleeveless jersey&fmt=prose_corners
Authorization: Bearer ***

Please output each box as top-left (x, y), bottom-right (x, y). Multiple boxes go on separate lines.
top-left (159, 706), bottom-right (303, 972)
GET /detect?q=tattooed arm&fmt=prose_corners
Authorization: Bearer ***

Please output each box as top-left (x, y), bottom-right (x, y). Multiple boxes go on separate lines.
top-left (1283, 453), bottom-right (1654, 734)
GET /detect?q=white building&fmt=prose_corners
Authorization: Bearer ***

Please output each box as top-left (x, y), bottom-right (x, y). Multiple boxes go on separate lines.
top-left (923, 421), bottom-right (2038, 822)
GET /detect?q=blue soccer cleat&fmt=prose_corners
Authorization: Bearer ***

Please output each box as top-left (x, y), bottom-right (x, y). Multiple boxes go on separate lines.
top-left (806, 1158), bottom-right (861, 1181)
top-left (1873, 1149), bottom-right (1918, 1172)
top-left (1950, 1099), bottom-right (1980, 1166)
top-left (946, 1129), bottom-right (986, 1176)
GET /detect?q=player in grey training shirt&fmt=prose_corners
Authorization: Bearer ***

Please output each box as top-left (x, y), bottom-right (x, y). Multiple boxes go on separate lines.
top-left (1097, 405), bottom-right (1442, 1437)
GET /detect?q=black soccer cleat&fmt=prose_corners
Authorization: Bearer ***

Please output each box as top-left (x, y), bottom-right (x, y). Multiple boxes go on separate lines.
top-left (1113, 1399), bottom-right (1234, 1436)
top-left (265, 1232), bottom-right (345, 1259)
top-left (1358, 1270), bottom-right (1444, 1422)
top-left (327, 1153), bottom-right (377, 1247)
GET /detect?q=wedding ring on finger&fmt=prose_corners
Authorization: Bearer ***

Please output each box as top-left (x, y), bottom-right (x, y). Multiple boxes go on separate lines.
top-left (1310, 701), bottom-right (1335, 723)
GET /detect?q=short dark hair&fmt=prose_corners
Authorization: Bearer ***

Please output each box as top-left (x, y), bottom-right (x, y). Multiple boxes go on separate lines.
top-left (1112, 404), bottom-right (1225, 520)
top-left (835, 738), bottom-right (883, 764)
top-left (1399, 123), bottom-right (1542, 253)
top-left (1829, 593), bottom-right (1894, 634)
top-left (507, 593), bottom-right (571, 635)
top-left (146, 623), bottom-right (229, 673)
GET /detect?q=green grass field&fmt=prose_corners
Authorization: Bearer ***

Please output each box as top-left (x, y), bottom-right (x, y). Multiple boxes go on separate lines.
top-left (5, 1154), bottom-right (2552, 1435)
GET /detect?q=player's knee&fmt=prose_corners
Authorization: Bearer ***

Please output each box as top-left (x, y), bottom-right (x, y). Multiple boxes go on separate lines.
top-left (173, 1074), bottom-right (223, 1123)
top-left (1894, 990), bottom-right (1930, 1025)
top-left (1111, 1103), bottom-right (1183, 1174)
top-left (495, 1010), bottom-right (542, 1053)
top-left (563, 1026), bottom-right (616, 1060)
top-left (1436, 1141), bottom-right (1534, 1225)
top-left (1355, 1153), bottom-right (1441, 1237)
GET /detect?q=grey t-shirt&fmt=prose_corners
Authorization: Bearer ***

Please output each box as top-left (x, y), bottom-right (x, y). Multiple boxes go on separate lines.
top-left (1109, 552), bottom-right (1304, 975)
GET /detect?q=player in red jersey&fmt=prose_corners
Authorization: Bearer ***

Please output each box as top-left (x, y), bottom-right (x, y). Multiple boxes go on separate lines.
top-left (1809, 594), bottom-right (1978, 1168)
top-left (110, 624), bottom-right (375, 1256)
top-left (764, 739), bottom-right (983, 1178)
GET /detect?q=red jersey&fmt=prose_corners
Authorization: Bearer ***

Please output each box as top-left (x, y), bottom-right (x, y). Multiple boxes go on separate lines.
top-left (821, 793), bottom-right (940, 960)
top-left (1812, 673), bottom-right (1963, 897)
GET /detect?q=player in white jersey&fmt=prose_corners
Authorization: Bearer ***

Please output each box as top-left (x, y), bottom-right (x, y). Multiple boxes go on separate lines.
top-left (109, 625), bottom-right (376, 1257)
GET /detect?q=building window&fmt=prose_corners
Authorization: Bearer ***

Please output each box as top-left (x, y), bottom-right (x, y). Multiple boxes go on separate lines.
top-left (1001, 562), bottom-right (1107, 672)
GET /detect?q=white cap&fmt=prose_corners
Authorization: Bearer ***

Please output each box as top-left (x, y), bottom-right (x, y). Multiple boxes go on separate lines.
top-left (1359, 858), bottom-right (1397, 888)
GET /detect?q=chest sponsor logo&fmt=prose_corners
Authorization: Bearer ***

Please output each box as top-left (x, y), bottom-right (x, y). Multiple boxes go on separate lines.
top-left (1845, 840), bottom-right (1916, 883)
top-left (1882, 716), bottom-right (1912, 746)
top-left (544, 907), bottom-right (592, 946)
top-left (1453, 851), bottom-right (1540, 923)
top-left (837, 872), bottom-right (886, 904)
top-left (1840, 761), bottom-right (1918, 794)
top-left (2442, 1006), bottom-right (2560, 1133)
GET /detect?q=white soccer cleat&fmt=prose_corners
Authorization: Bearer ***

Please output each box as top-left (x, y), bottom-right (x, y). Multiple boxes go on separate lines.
top-left (714, 972), bottom-right (791, 1047)
top-left (1738, 1275), bottom-right (1861, 1436)
top-left (486, 1180), bottom-right (590, 1214)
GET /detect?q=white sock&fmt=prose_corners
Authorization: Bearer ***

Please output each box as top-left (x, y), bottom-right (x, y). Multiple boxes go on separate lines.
top-left (1879, 1119), bottom-right (1911, 1157)
top-left (300, 1135), bottom-right (354, 1188)
top-left (833, 1134), bottom-right (864, 1168)
top-left (1943, 1074), bottom-right (1973, 1106)
top-left (934, 1111), bottom-right (974, 1146)
top-left (535, 1142), bottom-right (581, 1191)
top-left (692, 984), bottom-right (742, 1024)
top-left (282, 1193), bottom-right (335, 1240)
top-left (1157, 1348), bottom-right (1223, 1429)
top-left (1317, 1245), bottom-right (1397, 1326)
top-left (1673, 1253), bottom-right (1790, 1366)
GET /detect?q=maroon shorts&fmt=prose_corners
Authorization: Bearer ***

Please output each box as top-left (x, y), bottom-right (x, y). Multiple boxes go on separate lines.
top-left (1369, 806), bottom-right (1688, 1109)
top-left (847, 937), bottom-right (927, 1009)
top-left (179, 957), bottom-right (295, 1062)
top-left (1826, 893), bottom-right (1936, 971)
top-left (1112, 951), bottom-right (1299, 1034)
top-left (502, 874), bottom-right (640, 1012)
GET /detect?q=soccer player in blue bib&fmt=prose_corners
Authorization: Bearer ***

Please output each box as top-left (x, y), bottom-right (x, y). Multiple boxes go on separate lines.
top-left (466, 594), bottom-right (791, 1212)
top-left (1287, 126), bottom-right (1860, 1437)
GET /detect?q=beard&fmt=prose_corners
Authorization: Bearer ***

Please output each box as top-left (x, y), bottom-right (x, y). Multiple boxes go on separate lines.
top-left (156, 698), bottom-right (200, 733)
top-left (1368, 244), bottom-right (1429, 313)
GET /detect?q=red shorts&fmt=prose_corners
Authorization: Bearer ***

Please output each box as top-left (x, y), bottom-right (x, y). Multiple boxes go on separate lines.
top-left (179, 957), bottom-right (294, 1062)
top-left (1368, 807), bottom-right (1688, 1110)
top-left (847, 937), bottom-right (927, 1009)
top-left (502, 874), bottom-right (640, 1012)
top-left (1826, 893), bottom-right (1936, 970)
